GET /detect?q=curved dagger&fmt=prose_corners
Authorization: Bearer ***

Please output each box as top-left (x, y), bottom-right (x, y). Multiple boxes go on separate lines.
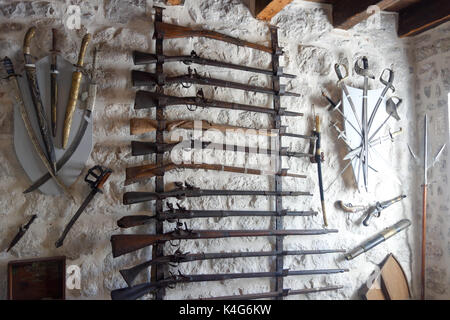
top-left (62, 33), bottom-right (91, 149)
top-left (24, 48), bottom-right (98, 194)
top-left (23, 27), bottom-right (57, 173)
top-left (2, 57), bottom-right (72, 199)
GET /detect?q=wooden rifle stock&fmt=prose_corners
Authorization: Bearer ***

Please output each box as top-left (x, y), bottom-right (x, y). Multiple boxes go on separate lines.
top-left (125, 162), bottom-right (306, 185)
top-left (111, 228), bottom-right (337, 258)
top-left (155, 22), bottom-right (272, 53)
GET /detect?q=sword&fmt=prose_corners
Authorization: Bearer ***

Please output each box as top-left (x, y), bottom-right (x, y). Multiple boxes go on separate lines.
top-left (23, 47), bottom-right (98, 194)
top-left (55, 165), bottom-right (112, 248)
top-left (23, 27), bottom-right (57, 173)
top-left (312, 115), bottom-right (327, 227)
top-left (6, 215), bottom-right (37, 252)
top-left (2, 57), bottom-right (73, 199)
top-left (50, 28), bottom-right (58, 137)
top-left (62, 33), bottom-right (91, 149)
top-left (335, 63), bottom-right (362, 131)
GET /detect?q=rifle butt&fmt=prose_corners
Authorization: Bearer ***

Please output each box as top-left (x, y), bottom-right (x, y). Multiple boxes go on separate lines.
top-left (111, 234), bottom-right (160, 258)
top-left (110, 282), bottom-right (157, 300)
top-left (123, 192), bottom-right (159, 205)
top-left (117, 215), bottom-right (154, 228)
top-left (125, 164), bottom-right (162, 185)
top-left (132, 70), bottom-right (157, 87)
top-left (133, 51), bottom-right (157, 65)
top-left (134, 90), bottom-right (159, 110)
top-left (130, 118), bottom-right (157, 135)
top-left (131, 140), bottom-right (158, 156)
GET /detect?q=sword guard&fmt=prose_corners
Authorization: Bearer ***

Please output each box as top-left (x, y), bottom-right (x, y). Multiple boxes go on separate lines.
top-left (84, 165), bottom-right (113, 190)
top-left (380, 68), bottom-right (395, 92)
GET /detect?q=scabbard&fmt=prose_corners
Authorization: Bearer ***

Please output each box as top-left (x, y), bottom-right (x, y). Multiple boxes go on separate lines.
top-left (24, 66), bottom-right (57, 172)
top-left (62, 71), bottom-right (82, 148)
top-left (50, 54), bottom-right (58, 137)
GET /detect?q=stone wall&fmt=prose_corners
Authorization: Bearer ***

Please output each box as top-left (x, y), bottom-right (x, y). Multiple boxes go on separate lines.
top-left (412, 21), bottom-right (450, 299)
top-left (0, 0), bottom-right (438, 300)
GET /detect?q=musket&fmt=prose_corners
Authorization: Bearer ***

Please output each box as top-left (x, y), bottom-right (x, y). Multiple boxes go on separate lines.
top-left (131, 139), bottom-right (313, 158)
top-left (345, 219), bottom-right (411, 260)
top-left (2, 57), bottom-right (73, 199)
top-left (112, 267), bottom-right (348, 300)
top-left (55, 165), bottom-right (112, 248)
top-left (23, 48), bottom-right (98, 194)
top-left (118, 202), bottom-right (318, 227)
top-left (123, 182), bottom-right (312, 205)
top-left (125, 162), bottom-right (306, 185)
top-left (199, 286), bottom-right (344, 300)
top-left (50, 28), bottom-right (58, 137)
top-left (112, 226), bottom-right (336, 258)
top-left (132, 68), bottom-right (301, 97)
top-left (154, 21), bottom-right (273, 53)
top-left (62, 33), bottom-right (91, 149)
top-left (6, 215), bottom-right (37, 252)
top-left (362, 195), bottom-right (406, 226)
top-left (119, 248), bottom-right (345, 286)
top-left (134, 89), bottom-right (302, 116)
top-left (23, 27), bottom-right (57, 172)
top-left (133, 50), bottom-right (295, 78)
top-left (130, 118), bottom-right (277, 136)
top-left (312, 115), bottom-right (327, 227)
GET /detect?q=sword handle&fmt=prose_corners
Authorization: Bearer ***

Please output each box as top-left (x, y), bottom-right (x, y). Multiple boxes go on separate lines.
top-left (2, 56), bottom-right (15, 75)
top-left (23, 27), bottom-right (36, 55)
top-left (77, 33), bottom-right (91, 67)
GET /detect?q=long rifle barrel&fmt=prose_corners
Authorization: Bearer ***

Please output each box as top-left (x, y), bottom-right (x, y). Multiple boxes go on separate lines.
top-left (119, 249), bottom-right (345, 286)
top-left (111, 268), bottom-right (348, 300)
top-left (111, 228), bottom-right (337, 258)
top-left (123, 189), bottom-right (312, 205)
top-left (133, 50), bottom-right (296, 78)
top-left (132, 70), bottom-right (301, 97)
top-left (134, 90), bottom-right (302, 116)
top-left (199, 285), bottom-right (344, 300)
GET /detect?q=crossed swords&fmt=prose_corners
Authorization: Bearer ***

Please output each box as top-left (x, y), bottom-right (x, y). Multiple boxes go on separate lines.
top-left (324, 58), bottom-right (402, 192)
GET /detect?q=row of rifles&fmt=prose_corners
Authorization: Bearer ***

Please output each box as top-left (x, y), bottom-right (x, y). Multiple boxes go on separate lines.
top-left (109, 7), bottom-right (347, 300)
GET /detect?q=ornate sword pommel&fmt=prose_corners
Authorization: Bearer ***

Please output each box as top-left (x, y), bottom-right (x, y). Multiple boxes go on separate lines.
top-left (380, 68), bottom-right (395, 92)
top-left (76, 33), bottom-right (91, 67)
top-left (84, 165), bottom-right (112, 191)
top-left (23, 27), bottom-right (36, 55)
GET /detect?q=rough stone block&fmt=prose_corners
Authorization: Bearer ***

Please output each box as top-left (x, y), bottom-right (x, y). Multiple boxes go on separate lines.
top-left (104, 0), bottom-right (146, 24)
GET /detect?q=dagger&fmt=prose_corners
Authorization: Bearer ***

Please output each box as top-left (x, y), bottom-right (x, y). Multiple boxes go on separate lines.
top-left (23, 27), bottom-right (57, 173)
top-left (50, 28), bottom-right (58, 137)
top-left (6, 215), bottom-right (37, 252)
top-left (23, 47), bottom-right (98, 194)
top-left (62, 33), bottom-right (91, 149)
top-left (2, 57), bottom-right (73, 199)
top-left (55, 165), bottom-right (112, 248)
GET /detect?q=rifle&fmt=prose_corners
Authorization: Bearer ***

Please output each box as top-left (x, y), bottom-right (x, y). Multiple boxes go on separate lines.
top-left (129, 118), bottom-right (277, 136)
top-left (119, 248), bottom-right (344, 286)
top-left (112, 268), bottom-right (347, 300)
top-left (118, 203), bottom-right (318, 227)
top-left (123, 182), bottom-right (312, 205)
top-left (134, 89), bottom-right (302, 116)
top-left (111, 225), bottom-right (337, 258)
top-left (132, 68), bottom-right (300, 97)
top-left (125, 162), bottom-right (306, 185)
top-left (131, 139), bottom-right (313, 158)
top-left (154, 21), bottom-right (273, 53)
top-left (133, 50), bottom-right (295, 78)
top-left (199, 285), bottom-right (344, 300)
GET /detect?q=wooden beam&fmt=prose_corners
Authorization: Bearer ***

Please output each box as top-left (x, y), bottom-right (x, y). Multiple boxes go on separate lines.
top-left (398, 0), bottom-right (450, 38)
top-left (332, 0), bottom-right (399, 30)
top-left (246, 0), bottom-right (293, 21)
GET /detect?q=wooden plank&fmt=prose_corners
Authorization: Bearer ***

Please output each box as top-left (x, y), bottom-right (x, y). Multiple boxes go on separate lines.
top-left (332, 0), bottom-right (399, 30)
top-left (398, 0), bottom-right (450, 37)
top-left (166, 0), bottom-right (184, 5)
top-left (247, 0), bottom-right (293, 21)
top-left (380, 254), bottom-right (411, 300)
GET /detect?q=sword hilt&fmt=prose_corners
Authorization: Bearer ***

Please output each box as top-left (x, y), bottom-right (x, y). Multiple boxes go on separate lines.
top-left (85, 165), bottom-right (113, 191)
top-left (2, 57), bottom-right (16, 76)
top-left (380, 68), bottom-right (395, 92)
